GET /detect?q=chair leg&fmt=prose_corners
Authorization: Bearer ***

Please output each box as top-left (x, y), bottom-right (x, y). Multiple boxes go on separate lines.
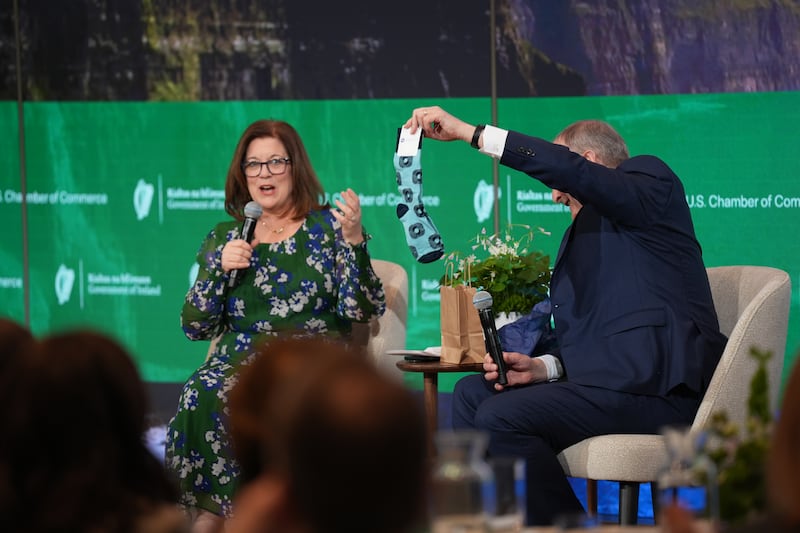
top-left (651, 481), bottom-right (660, 523)
top-left (618, 481), bottom-right (640, 525)
top-left (586, 479), bottom-right (598, 516)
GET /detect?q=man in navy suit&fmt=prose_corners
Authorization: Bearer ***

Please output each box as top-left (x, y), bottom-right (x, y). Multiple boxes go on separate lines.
top-left (404, 107), bottom-right (727, 525)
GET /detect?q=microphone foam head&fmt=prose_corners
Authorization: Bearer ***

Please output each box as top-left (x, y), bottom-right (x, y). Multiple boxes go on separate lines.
top-left (472, 290), bottom-right (493, 311)
top-left (244, 201), bottom-right (263, 219)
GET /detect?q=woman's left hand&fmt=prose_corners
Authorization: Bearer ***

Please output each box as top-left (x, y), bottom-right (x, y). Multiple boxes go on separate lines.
top-left (332, 188), bottom-right (364, 245)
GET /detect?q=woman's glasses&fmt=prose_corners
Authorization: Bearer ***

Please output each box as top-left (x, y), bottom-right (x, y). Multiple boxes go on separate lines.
top-left (242, 157), bottom-right (291, 177)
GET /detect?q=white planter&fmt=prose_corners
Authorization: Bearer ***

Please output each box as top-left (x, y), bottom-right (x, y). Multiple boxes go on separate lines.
top-left (494, 311), bottom-right (521, 330)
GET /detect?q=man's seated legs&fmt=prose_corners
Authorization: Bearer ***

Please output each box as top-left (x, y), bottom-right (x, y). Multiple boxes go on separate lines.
top-left (452, 375), bottom-right (700, 525)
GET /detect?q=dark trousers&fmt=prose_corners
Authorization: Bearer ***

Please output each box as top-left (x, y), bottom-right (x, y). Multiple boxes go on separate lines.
top-left (452, 375), bottom-right (700, 526)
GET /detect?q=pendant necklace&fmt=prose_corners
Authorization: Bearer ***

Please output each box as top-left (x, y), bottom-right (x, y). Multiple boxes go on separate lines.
top-left (261, 219), bottom-right (285, 234)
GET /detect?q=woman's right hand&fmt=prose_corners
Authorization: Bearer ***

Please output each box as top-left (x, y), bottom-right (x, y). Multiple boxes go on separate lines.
top-left (221, 238), bottom-right (259, 273)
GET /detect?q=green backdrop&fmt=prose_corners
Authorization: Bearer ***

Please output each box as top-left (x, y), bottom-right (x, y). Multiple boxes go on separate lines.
top-left (1, 93), bottom-right (798, 392)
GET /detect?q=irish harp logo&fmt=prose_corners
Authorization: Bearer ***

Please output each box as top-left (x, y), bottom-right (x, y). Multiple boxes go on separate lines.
top-left (473, 179), bottom-right (497, 223)
top-left (133, 179), bottom-right (155, 220)
top-left (55, 264), bottom-right (75, 305)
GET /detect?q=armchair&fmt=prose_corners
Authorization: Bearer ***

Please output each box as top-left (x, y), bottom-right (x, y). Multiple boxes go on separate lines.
top-left (352, 258), bottom-right (409, 380)
top-left (556, 265), bottom-right (792, 524)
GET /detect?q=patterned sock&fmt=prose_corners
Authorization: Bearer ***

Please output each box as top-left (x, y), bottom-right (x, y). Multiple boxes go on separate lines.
top-left (394, 130), bottom-right (444, 263)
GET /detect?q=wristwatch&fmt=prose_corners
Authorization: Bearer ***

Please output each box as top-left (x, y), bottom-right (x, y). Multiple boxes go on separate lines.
top-left (471, 124), bottom-right (486, 149)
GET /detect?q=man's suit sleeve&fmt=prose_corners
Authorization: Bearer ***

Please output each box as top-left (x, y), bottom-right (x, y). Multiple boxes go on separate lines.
top-left (499, 130), bottom-right (676, 229)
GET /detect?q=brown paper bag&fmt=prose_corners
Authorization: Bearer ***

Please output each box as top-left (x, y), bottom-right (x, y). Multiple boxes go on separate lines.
top-left (440, 284), bottom-right (486, 364)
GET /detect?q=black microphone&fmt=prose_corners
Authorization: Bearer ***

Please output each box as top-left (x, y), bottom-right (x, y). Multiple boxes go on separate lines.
top-left (472, 290), bottom-right (508, 386)
top-left (228, 200), bottom-right (262, 288)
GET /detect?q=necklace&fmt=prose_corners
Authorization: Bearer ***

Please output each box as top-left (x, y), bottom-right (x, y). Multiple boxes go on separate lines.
top-left (260, 219), bottom-right (285, 234)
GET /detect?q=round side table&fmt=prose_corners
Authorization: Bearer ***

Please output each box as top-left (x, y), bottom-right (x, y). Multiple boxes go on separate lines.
top-left (396, 359), bottom-right (484, 444)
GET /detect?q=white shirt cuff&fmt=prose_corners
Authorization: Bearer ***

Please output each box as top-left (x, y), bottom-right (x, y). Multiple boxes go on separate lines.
top-left (478, 124), bottom-right (508, 158)
top-left (536, 354), bottom-right (563, 381)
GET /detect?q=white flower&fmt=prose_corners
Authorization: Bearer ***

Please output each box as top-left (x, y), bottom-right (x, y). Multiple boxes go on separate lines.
top-left (211, 457), bottom-right (227, 476)
top-left (442, 223), bottom-right (551, 314)
top-left (229, 298), bottom-right (246, 318)
top-left (270, 297), bottom-right (290, 317)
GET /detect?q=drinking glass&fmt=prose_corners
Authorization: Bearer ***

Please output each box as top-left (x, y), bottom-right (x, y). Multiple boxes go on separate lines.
top-left (485, 456), bottom-right (526, 532)
top-left (430, 430), bottom-right (492, 533)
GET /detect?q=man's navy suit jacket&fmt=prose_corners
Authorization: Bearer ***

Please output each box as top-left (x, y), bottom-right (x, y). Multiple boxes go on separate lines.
top-left (501, 131), bottom-right (727, 396)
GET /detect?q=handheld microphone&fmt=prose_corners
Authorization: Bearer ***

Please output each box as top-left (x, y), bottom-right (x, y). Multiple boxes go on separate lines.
top-left (228, 200), bottom-right (262, 289)
top-left (472, 290), bottom-right (508, 386)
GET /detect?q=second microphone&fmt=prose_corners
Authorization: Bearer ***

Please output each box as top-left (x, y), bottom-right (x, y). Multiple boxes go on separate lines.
top-left (472, 289), bottom-right (508, 386)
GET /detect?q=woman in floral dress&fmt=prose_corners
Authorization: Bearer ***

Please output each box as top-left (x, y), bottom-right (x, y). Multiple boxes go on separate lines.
top-left (165, 119), bottom-right (385, 532)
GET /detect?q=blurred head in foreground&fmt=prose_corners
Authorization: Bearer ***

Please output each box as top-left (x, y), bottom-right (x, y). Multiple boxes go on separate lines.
top-left (767, 356), bottom-right (800, 525)
top-left (0, 329), bottom-right (182, 533)
top-left (0, 317), bottom-right (34, 369)
top-left (228, 336), bottom-right (428, 533)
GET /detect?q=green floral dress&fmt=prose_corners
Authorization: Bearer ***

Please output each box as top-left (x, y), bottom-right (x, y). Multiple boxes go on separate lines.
top-left (165, 208), bottom-right (385, 516)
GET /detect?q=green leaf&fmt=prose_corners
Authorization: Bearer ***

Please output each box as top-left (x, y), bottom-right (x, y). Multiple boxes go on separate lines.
top-left (704, 348), bottom-right (774, 524)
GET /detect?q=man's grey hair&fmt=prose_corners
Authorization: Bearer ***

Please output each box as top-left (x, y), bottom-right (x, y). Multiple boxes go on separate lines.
top-left (554, 120), bottom-right (629, 168)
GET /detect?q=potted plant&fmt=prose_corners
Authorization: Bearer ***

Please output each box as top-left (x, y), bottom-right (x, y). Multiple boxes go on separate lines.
top-left (440, 224), bottom-right (552, 325)
top-left (703, 347), bottom-right (774, 525)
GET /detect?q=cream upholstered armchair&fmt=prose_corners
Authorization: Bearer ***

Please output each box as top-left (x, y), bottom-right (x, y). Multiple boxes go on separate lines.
top-left (352, 258), bottom-right (409, 380)
top-left (556, 265), bottom-right (792, 524)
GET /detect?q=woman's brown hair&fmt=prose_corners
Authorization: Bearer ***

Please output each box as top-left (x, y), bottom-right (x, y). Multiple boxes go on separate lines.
top-left (224, 119), bottom-right (327, 221)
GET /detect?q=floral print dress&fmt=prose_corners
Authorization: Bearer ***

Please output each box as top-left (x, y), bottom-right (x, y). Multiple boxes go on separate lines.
top-left (164, 208), bottom-right (385, 516)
